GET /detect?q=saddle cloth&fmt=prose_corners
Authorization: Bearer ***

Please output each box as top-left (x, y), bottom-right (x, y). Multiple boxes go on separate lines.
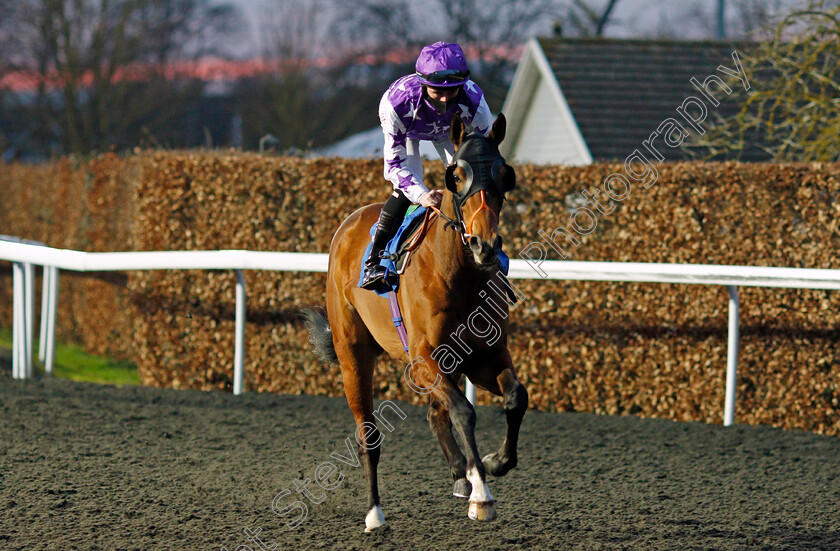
top-left (357, 205), bottom-right (510, 297)
top-left (357, 205), bottom-right (428, 297)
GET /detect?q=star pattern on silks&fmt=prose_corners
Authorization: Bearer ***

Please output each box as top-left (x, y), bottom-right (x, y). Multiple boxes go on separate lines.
top-left (458, 104), bottom-right (471, 120)
top-left (464, 81), bottom-right (478, 94)
top-left (393, 145), bottom-right (408, 166)
top-left (404, 102), bottom-right (418, 121)
top-left (385, 137), bottom-right (407, 165)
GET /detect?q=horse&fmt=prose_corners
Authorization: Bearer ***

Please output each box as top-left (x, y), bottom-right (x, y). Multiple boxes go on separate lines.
top-left (303, 113), bottom-right (528, 532)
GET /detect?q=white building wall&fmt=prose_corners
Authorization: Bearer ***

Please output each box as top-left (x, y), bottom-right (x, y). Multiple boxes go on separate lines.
top-left (512, 78), bottom-right (586, 165)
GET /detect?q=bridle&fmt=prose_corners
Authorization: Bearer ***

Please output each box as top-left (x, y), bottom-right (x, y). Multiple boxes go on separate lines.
top-left (434, 133), bottom-right (509, 244)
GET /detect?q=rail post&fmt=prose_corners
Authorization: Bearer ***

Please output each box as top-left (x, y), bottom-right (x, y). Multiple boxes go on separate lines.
top-left (233, 270), bottom-right (246, 395)
top-left (12, 262), bottom-right (34, 379)
top-left (39, 266), bottom-right (50, 364)
top-left (38, 266), bottom-right (59, 374)
top-left (24, 262), bottom-right (34, 377)
top-left (12, 262), bottom-right (23, 378)
top-left (724, 285), bottom-right (740, 426)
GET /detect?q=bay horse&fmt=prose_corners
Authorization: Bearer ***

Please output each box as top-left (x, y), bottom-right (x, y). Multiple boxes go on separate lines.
top-left (304, 113), bottom-right (527, 532)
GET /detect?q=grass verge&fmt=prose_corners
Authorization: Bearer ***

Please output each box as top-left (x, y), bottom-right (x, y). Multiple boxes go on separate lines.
top-left (0, 327), bottom-right (140, 385)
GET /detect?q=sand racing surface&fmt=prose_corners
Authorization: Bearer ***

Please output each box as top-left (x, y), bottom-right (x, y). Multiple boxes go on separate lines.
top-left (1, 370), bottom-right (839, 550)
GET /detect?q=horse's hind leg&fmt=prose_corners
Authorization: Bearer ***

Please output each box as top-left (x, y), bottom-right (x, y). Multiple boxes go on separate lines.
top-left (482, 353), bottom-right (528, 477)
top-left (427, 397), bottom-right (471, 498)
top-left (330, 304), bottom-right (386, 532)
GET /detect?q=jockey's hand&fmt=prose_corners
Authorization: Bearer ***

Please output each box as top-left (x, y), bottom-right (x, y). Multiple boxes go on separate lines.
top-left (419, 189), bottom-right (443, 209)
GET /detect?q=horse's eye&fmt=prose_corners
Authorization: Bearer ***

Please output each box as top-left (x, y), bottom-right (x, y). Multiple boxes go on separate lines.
top-left (454, 175), bottom-right (461, 183)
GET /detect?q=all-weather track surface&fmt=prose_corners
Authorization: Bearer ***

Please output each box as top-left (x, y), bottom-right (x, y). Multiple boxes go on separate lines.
top-left (1, 373), bottom-right (839, 550)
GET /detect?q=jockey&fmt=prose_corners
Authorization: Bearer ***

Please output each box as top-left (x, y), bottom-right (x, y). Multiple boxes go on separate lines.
top-left (360, 41), bottom-right (494, 290)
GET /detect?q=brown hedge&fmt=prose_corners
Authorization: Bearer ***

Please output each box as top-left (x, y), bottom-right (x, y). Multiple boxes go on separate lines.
top-left (1, 153), bottom-right (839, 435)
top-left (0, 155), bottom-right (138, 357)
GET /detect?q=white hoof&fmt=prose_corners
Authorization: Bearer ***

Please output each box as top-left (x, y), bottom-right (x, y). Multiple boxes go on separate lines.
top-left (468, 499), bottom-right (497, 521)
top-left (364, 505), bottom-right (386, 532)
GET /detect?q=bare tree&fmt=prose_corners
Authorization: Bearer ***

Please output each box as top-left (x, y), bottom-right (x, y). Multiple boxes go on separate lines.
top-left (325, 0), bottom-right (592, 109)
top-left (562, 0), bottom-right (622, 36)
top-left (237, 0), bottom-right (390, 150)
top-left (239, 0), bottom-right (626, 149)
top-left (328, 0), bottom-right (424, 57)
top-left (653, 0), bottom-right (800, 40)
top-left (257, 0), bottom-right (334, 69)
top-left (243, 0), bottom-right (331, 149)
top-left (0, 0), bottom-right (242, 154)
top-left (433, 0), bottom-right (567, 106)
top-left (728, 0), bottom-right (788, 38)
top-left (687, 2), bottom-right (840, 162)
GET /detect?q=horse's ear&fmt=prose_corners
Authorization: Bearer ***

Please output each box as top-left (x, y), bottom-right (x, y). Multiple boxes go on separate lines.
top-left (445, 164), bottom-right (459, 192)
top-left (450, 114), bottom-right (466, 148)
top-left (489, 113), bottom-right (506, 146)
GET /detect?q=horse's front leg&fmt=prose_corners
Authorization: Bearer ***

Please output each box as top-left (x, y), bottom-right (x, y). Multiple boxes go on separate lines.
top-left (482, 352), bottom-right (528, 477)
top-left (427, 396), bottom-right (471, 498)
top-left (417, 364), bottom-right (496, 521)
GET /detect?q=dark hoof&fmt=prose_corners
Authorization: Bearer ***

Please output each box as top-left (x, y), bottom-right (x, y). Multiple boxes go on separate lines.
top-left (453, 478), bottom-right (471, 498)
top-left (482, 452), bottom-right (517, 477)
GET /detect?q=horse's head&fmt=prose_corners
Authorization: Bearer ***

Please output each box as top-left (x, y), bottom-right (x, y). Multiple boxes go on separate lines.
top-left (444, 113), bottom-right (516, 268)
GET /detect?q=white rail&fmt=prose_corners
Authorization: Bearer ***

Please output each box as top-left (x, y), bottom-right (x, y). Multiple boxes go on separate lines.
top-left (0, 239), bottom-right (328, 396)
top-left (3, 238), bottom-right (840, 426)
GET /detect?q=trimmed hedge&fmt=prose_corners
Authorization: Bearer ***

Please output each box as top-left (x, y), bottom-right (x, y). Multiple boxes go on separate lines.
top-left (0, 155), bottom-right (138, 357)
top-left (1, 153), bottom-right (839, 435)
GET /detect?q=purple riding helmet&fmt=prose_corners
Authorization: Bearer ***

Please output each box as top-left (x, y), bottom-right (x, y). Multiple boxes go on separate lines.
top-left (415, 42), bottom-right (470, 88)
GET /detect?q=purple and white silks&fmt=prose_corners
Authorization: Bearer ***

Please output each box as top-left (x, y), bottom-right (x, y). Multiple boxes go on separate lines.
top-left (378, 74), bottom-right (493, 204)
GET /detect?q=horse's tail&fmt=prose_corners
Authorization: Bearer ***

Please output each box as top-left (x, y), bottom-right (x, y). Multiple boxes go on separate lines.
top-left (300, 307), bottom-right (338, 364)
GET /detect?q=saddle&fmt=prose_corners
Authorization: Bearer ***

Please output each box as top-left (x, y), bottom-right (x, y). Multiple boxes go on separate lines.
top-left (357, 206), bottom-right (437, 297)
top-left (356, 205), bottom-right (514, 299)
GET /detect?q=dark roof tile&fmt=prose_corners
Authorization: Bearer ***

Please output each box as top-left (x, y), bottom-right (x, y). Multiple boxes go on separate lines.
top-left (537, 37), bottom-right (772, 162)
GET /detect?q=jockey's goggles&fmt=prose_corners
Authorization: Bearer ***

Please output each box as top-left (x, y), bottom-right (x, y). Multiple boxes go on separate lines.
top-left (416, 69), bottom-right (470, 86)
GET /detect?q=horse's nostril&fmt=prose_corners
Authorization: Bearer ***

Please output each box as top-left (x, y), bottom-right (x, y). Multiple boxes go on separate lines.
top-left (469, 236), bottom-right (500, 265)
top-left (469, 236), bottom-right (483, 254)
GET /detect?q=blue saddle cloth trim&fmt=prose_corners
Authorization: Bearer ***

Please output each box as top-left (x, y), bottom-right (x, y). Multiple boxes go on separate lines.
top-left (357, 206), bottom-right (509, 297)
top-left (357, 206), bottom-right (427, 297)
top-left (497, 249), bottom-right (510, 275)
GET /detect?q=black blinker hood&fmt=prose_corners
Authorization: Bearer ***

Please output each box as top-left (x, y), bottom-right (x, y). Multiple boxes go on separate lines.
top-left (449, 133), bottom-right (506, 204)
top-left (446, 132), bottom-right (507, 235)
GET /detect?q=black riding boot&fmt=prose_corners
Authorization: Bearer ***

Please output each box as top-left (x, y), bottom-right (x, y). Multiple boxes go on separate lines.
top-left (360, 210), bottom-right (397, 290)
